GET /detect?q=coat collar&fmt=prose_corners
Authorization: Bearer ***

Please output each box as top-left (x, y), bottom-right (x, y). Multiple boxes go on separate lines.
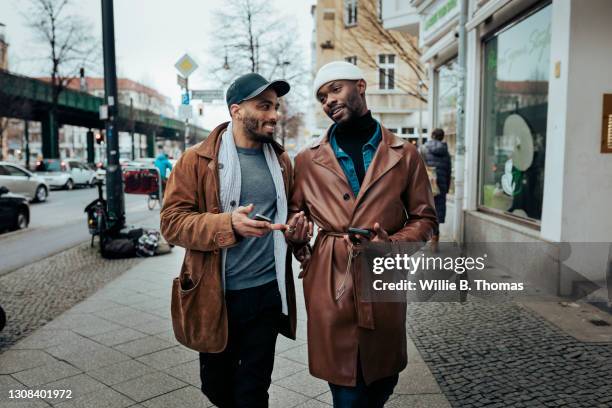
top-left (311, 124), bottom-right (405, 204)
top-left (194, 121), bottom-right (286, 159)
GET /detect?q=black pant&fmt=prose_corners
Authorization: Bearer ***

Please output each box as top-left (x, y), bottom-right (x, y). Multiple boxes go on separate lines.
top-left (199, 280), bottom-right (281, 408)
top-left (329, 356), bottom-right (398, 408)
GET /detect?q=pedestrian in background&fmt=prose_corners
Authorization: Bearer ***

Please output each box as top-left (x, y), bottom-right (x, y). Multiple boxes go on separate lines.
top-left (287, 61), bottom-right (437, 407)
top-left (154, 149), bottom-right (173, 182)
top-left (421, 128), bottom-right (452, 250)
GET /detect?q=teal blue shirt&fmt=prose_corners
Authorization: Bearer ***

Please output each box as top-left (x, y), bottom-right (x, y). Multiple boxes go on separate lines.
top-left (329, 122), bottom-right (382, 197)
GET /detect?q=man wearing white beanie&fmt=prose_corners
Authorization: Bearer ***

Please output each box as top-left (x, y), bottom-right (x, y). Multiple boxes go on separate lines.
top-left (286, 61), bottom-right (438, 407)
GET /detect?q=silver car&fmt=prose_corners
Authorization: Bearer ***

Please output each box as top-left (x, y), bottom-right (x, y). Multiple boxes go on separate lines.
top-left (35, 159), bottom-right (97, 190)
top-left (0, 162), bottom-right (50, 202)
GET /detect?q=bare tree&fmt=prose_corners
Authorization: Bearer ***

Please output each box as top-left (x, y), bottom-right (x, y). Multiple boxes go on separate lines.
top-left (206, 0), bottom-right (308, 147)
top-left (24, 0), bottom-right (99, 158)
top-left (324, 0), bottom-right (427, 102)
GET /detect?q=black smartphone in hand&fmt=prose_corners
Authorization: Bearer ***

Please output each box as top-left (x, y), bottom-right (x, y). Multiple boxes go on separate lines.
top-left (348, 227), bottom-right (372, 244)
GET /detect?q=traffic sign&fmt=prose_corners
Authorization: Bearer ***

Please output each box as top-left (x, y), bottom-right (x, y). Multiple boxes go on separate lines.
top-left (99, 105), bottom-right (108, 120)
top-left (174, 54), bottom-right (199, 78)
top-left (178, 105), bottom-right (193, 120)
top-left (177, 74), bottom-right (188, 89)
top-left (191, 89), bottom-right (224, 102)
top-left (181, 93), bottom-right (190, 105)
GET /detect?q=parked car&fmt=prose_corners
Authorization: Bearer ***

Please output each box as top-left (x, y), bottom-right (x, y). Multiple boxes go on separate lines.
top-left (86, 162), bottom-right (106, 183)
top-left (35, 159), bottom-right (97, 189)
top-left (0, 186), bottom-right (30, 232)
top-left (0, 162), bottom-right (49, 202)
top-left (0, 304), bottom-right (5, 331)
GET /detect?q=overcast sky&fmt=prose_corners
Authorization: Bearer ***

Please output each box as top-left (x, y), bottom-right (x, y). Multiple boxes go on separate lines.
top-left (0, 0), bottom-right (315, 127)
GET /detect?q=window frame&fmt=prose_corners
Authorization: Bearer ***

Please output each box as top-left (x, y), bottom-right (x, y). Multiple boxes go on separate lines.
top-left (345, 56), bottom-right (358, 65)
top-left (476, 1), bottom-right (552, 229)
top-left (5, 164), bottom-right (29, 177)
top-left (344, 0), bottom-right (358, 27)
top-left (378, 53), bottom-right (396, 90)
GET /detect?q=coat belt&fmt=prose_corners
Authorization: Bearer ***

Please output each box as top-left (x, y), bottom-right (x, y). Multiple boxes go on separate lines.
top-left (318, 230), bottom-right (375, 330)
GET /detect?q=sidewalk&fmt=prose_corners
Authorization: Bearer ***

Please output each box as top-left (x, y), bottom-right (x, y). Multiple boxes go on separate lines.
top-left (0, 248), bottom-right (450, 408)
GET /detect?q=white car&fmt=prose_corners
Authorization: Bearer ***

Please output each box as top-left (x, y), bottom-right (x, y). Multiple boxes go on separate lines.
top-left (35, 159), bottom-right (97, 190)
top-left (0, 161), bottom-right (50, 202)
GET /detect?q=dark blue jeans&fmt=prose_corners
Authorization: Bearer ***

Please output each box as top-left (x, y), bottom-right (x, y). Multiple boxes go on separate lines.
top-left (199, 280), bottom-right (281, 408)
top-left (328, 358), bottom-right (398, 408)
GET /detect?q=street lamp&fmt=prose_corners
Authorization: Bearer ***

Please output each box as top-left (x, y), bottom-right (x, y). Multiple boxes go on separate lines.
top-left (418, 80), bottom-right (425, 146)
top-left (279, 61), bottom-right (291, 146)
top-left (223, 46), bottom-right (230, 70)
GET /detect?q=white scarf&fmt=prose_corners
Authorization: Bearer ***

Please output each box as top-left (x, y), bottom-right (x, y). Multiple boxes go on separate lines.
top-left (218, 122), bottom-right (289, 315)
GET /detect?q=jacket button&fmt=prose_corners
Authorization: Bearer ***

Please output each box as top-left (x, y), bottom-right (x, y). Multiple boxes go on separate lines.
top-left (230, 200), bottom-right (236, 207)
top-left (343, 193), bottom-right (350, 201)
top-left (218, 163), bottom-right (224, 169)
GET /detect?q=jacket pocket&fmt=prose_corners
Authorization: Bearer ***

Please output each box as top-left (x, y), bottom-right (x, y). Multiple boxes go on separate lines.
top-left (179, 274), bottom-right (200, 294)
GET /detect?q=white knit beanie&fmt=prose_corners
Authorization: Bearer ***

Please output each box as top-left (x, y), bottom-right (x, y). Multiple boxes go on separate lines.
top-left (313, 61), bottom-right (365, 98)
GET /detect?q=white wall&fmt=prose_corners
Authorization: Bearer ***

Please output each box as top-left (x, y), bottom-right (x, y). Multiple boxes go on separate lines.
top-left (559, 0), bottom-right (612, 242)
top-left (540, 0), bottom-right (571, 241)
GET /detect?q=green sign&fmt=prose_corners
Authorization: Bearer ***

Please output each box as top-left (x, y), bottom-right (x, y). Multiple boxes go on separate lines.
top-left (425, 0), bottom-right (458, 31)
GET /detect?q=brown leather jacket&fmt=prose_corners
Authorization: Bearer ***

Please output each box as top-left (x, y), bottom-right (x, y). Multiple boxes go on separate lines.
top-left (290, 126), bottom-right (437, 386)
top-left (160, 122), bottom-right (297, 353)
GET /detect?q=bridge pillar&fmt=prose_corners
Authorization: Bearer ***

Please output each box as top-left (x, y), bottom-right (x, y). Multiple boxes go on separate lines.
top-left (86, 129), bottom-right (95, 164)
top-left (41, 110), bottom-right (59, 159)
top-left (146, 132), bottom-right (155, 158)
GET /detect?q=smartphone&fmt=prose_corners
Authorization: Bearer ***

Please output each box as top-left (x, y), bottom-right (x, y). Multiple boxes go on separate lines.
top-left (348, 227), bottom-right (373, 244)
top-left (254, 213), bottom-right (273, 223)
top-left (348, 227), bottom-right (373, 238)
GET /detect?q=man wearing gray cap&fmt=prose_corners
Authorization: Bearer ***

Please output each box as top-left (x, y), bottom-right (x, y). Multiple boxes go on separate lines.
top-left (287, 61), bottom-right (438, 407)
top-left (161, 73), bottom-right (310, 407)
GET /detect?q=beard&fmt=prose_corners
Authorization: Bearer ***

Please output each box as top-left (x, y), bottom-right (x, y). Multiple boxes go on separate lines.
top-left (242, 115), bottom-right (276, 143)
top-left (327, 88), bottom-right (364, 124)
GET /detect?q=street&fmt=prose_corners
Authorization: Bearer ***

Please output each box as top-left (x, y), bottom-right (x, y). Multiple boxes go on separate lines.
top-left (0, 187), bottom-right (161, 276)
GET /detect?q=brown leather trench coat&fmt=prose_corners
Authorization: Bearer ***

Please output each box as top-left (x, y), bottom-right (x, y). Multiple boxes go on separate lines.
top-left (160, 122), bottom-right (297, 353)
top-left (289, 125), bottom-right (437, 386)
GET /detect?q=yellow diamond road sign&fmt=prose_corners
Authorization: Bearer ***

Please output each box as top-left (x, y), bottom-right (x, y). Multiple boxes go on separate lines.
top-left (175, 54), bottom-right (199, 78)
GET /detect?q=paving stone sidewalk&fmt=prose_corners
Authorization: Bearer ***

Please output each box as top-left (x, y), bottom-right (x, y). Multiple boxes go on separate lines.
top-left (0, 243), bottom-right (143, 354)
top-left (0, 247), bottom-right (449, 408)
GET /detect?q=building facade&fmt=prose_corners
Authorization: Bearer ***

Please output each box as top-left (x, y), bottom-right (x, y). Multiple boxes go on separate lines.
top-left (311, 0), bottom-right (429, 142)
top-left (385, 0), bottom-right (612, 294)
top-left (0, 23), bottom-right (7, 70)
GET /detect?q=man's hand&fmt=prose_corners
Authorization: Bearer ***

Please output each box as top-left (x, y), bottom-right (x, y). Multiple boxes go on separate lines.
top-left (344, 222), bottom-right (390, 246)
top-left (231, 204), bottom-right (285, 238)
top-left (285, 211), bottom-right (313, 245)
top-left (371, 222), bottom-right (390, 242)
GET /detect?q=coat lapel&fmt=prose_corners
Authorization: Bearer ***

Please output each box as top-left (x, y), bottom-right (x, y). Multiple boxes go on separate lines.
top-left (353, 127), bottom-right (404, 209)
top-left (311, 133), bottom-right (354, 193)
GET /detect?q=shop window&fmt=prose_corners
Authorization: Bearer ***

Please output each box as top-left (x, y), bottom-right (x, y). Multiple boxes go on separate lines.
top-left (402, 127), bottom-right (415, 135)
top-left (378, 54), bottom-right (395, 90)
top-left (435, 59), bottom-right (458, 158)
top-left (344, 0), bottom-right (358, 27)
top-left (479, 4), bottom-right (551, 222)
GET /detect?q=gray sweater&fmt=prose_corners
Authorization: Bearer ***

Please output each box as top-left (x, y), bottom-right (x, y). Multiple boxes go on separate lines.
top-left (224, 146), bottom-right (277, 290)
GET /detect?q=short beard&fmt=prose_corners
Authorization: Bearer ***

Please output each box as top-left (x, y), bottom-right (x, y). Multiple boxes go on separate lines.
top-left (329, 88), bottom-right (365, 124)
top-left (242, 115), bottom-right (275, 143)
